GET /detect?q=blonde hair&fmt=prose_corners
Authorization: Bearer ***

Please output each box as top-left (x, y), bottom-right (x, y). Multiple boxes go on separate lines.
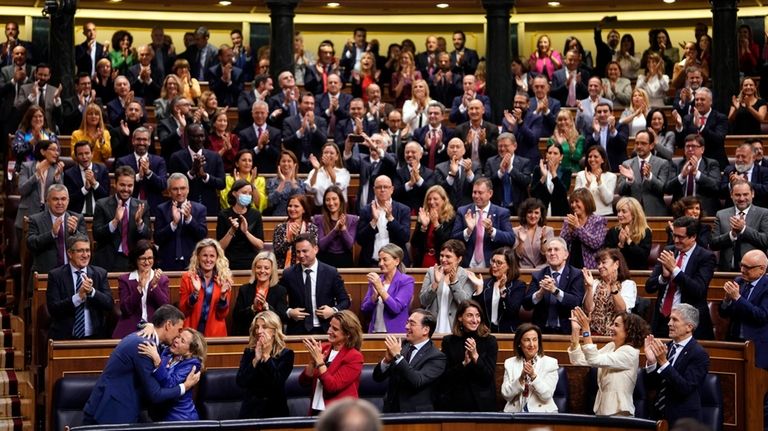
top-left (181, 327), bottom-right (207, 371)
top-left (160, 74), bottom-right (182, 99)
top-left (631, 88), bottom-right (650, 112)
top-left (555, 110), bottom-right (579, 151)
top-left (187, 238), bottom-right (232, 286)
top-left (616, 197), bottom-right (650, 244)
top-left (422, 185), bottom-right (455, 223)
top-left (247, 310), bottom-right (287, 358)
top-left (78, 103), bottom-right (106, 132)
top-left (249, 251), bottom-right (279, 286)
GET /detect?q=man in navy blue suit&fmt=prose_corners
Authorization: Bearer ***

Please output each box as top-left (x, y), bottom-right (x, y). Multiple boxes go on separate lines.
top-left (584, 102), bottom-right (628, 173)
top-left (448, 75), bottom-right (492, 124)
top-left (500, 92), bottom-right (543, 165)
top-left (357, 175), bottom-right (411, 267)
top-left (238, 100), bottom-right (282, 174)
top-left (522, 237), bottom-right (584, 334)
top-left (153, 173), bottom-right (207, 271)
top-left (280, 234), bottom-right (350, 335)
top-left (114, 127), bottom-right (168, 216)
top-left (644, 303), bottom-right (710, 427)
top-left (168, 123), bottom-right (226, 216)
top-left (412, 101), bottom-right (453, 170)
top-left (205, 45), bottom-right (244, 107)
top-left (451, 177), bottom-right (516, 268)
top-left (74, 22), bottom-right (107, 77)
top-left (719, 250), bottom-right (768, 369)
top-left (63, 141), bottom-right (110, 217)
top-left (106, 76), bottom-right (147, 127)
top-left (645, 216), bottom-right (716, 340)
top-left (282, 91), bottom-right (328, 173)
top-left (315, 73), bottom-right (352, 136)
top-left (82, 305), bottom-right (200, 425)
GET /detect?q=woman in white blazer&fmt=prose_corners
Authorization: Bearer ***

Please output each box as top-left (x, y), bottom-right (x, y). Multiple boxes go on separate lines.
top-left (567, 307), bottom-right (650, 416)
top-left (501, 323), bottom-right (559, 412)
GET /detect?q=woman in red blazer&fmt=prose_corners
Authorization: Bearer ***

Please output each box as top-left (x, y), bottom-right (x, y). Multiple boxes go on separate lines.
top-left (179, 238), bottom-right (233, 337)
top-left (299, 310), bottom-right (364, 414)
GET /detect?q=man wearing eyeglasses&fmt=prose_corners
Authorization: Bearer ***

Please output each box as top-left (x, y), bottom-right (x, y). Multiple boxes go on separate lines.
top-left (46, 234), bottom-right (114, 340)
top-left (710, 180), bottom-right (768, 271)
top-left (645, 216), bottom-right (716, 340)
top-left (664, 133), bottom-right (721, 217)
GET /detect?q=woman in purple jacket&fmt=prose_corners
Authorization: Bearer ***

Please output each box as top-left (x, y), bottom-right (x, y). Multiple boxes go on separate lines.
top-left (360, 244), bottom-right (414, 333)
top-left (313, 186), bottom-right (359, 268)
top-left (112, 240), bottom-right (170, 338)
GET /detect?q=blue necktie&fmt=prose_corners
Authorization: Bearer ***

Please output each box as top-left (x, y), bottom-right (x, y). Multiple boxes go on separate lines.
top-left (502, 173), bottom-right (513, 208)
top-left (73, 270), bottom-right (86, 338)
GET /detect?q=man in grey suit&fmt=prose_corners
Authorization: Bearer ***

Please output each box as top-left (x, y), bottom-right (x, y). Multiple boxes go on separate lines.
top-left (373, 309), bottom-right (447, 412)
top-left (27, 184), bottom-right (87, 275)
top-left (15, 63), bottom-right (62, 131)
top-left (711, 180), bottom-right (768, 272)
top-left (15, 145), bottom-right (64, 231)
top-left (0, 45), bottom-right (33, 88)
top-left (665, 134), bottom-right (722, 217)
top-left (617, 130), bottom-right (671, 216)
top-left (435, 137), bottom-right (479, 208)
top-left (92, 166), bottom-right (151, 272)
top-left (483, 133), bottom-right (532, 216)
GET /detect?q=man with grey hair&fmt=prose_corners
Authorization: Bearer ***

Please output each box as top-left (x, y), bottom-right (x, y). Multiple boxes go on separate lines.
top-left (153, 172), bottom-right (207, 270)
top-left (106, 75), bottom-right (147, 127)
top-left (644, 302), bottom-right (710, 427)
top-left (239, 99), bottom-right (281, 173)
top-left (672, 86), bottom-right (729, 169)
top-left (344, 133), bottom-right (397, 214)
top-left (719, 142), bottom-right (768, 207)
top-left (315, 398), bottom-right (382, 431)
top-left (483, 132), bottom-right (532, 215)
top-left (522, 237), bottom-right (584, 334)
top-left (395, 141), bottom-right (436, 210)
top-left (27, 184), bottom-right (87, 275)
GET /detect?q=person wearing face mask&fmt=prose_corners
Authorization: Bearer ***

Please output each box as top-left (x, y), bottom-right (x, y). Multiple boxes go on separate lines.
top-left (217, 179), bottom-right (265, 270)
top-left (233, 254), bottom-right (288, 336)
top-left (437, 300), bottom-right (498, 411)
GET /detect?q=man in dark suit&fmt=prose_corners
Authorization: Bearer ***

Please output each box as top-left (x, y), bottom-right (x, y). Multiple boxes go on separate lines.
top-left (364, 83), bottom-right (394, 132)
top-left (108, 100), bottom-right (145, 159)
top-left (15, 64), bottom-right (62, 131)
top-left (190, 26), bottom-right (219, 82)
top-left (436, 137), bottom-right (480, 208)
top-left (483, 133), bottom-right (532, 216)
top-left (373, 309), bottom-right (447, 413)
top-left (267, 70), bottom-right (298, 130)
top-left (644, 303), bottom-right (711, 427)
top-left (710, 180), bottom-right (768, 271)
top-left (305, 41), bottom-right (342, 96)
top-left (584, 102), bottom-right (628, 173)
top-left (522, 237), bottom-right (585, 334)
top-left (156, 96), bottom-right (192, 161)
top-left (672, 87), bottom-right (729, 169)
top-left (63, 141), bottom-right (110, 217)
top-left (454, 99), bottom-right (498, 169)
top-left (415, 35), bottom-right (440, 79)
top-left (719, 143), bottom-right (768, 207)
top-left (115, 127), bottom-right (168, 216)
top-left (280, 234), bottom-right (350, 335)
top-left (719, 250), bottom-right (768, 369)
top-left (451, 177), bottom-right (516, 268)
top-left (1, 22), bottom-right (34, 66)
top-left (501, 92), bottom-right (544, 165)
top-left (339, 28), bottom-right (368, 82)
top-left (671, 67), bottom-right (704, 118)
top-left (153, 173), bottom-right (208, 271)
top-left (449, 30), bottom-right (479, 75)
top-left (106, 76), bottom-right (147, 128)
top-left (205, 45), bottom-right (244, 108)
top-left (344, 134), bottom-right (397, 214)
top-left (0, 45), bottom-right (32, 141)
top-left (61, 73), bottom-right (102, 135)
top-left (238, 100), bottom-right (281, 174)
top-left (74, 22), bottom-right (107, 77)
top-left (664, 134), bottom-right (722, 217)
top-left (616, 130), bottom-right (671, 216)
top-left (149, 27), bottom-right (175, 79)
top-left (550, 49), bottom-right (590, 108)
top-left (82, 305), bottom-right (200, 425)
top-left (357, 175), bottom-right (411, 267)
top-left (333, 98), bottom-right (379, 150)
top-left (0, 45), bottom-right (34, 89)
top-left (236, 73), bottom-right (272, 130)
top-left (92, 166), bottom-right (151, 272)
top-left (46, 234), bottom-right (114, 340)
top-left (593, 19), bottom-right (619, 78)
top-left (315, 73), bottom-right (352, 137)
top-left (449, 75), bottom-right (492, 124)
top-left (428, 52), bottom-right (462, 107)
top-left (394, 141), bottom-right (436, 212)
top-left (168, 123), bottom-right (225, 216)
top-left (384, 110), bottom-right (411, 169)
top-left (412, 101), bottom-right (453, 170)
top-left (126, 45), bottom-right (163, 104)
top-left (27, 185), bottom-right (87, 275)
top-left (645, 216), bottom-right (716, 340)
top-left (282, 91), bottom-right (328, 173)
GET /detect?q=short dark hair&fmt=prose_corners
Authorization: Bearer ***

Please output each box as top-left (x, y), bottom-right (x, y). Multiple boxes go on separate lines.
top-left (253, 73), bottom-right (270, 88)
top-left (151, 304), bottom-right (185, 327)
top-left (685, 134), bottom-right (704, 147)
top-left (227, 179), bottom-right (251, 207)
top-left (412, 308), bottom-right (437, 338)
top-left (514, 323), bottom-right (544, 358)
top-left (672, 216), bottom-right (700, 237)
top-left (293, 232), bottom-right (317, 248)
top-left (453, 30), bottom-right (466, 40)
top-left (33, 139), bottom-right (55, 161)
top-left (76, 71), bottom-right (91, 82)
top-left (128, 239), bottom-right (156, 271)
top-left (66, 234), bottom-right (90, 251)
top-left (73, 140), bottom-right (91, 154)
top-left (440, 239), bottom-right (466, 259)
top-left (491, 247), bottom-right (520, 282)
top-left (595, 248), bottom-right (631, 281)
top-left (518, 198), bottom-right (547, 226)
top-left (114, 165), bottom-right (135, 182)
top-left (230, 29), bottom-right (242, 37)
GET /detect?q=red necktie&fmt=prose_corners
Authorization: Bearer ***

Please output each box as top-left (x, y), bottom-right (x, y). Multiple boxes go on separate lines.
top-left (121, 200), bottom-right (130, 256)
top-left (428, 130), bottom-right (439, 170)
top-left (661, 252), bottom-right (685, 316)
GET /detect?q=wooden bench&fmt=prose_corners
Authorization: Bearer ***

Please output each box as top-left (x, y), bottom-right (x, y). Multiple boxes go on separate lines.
top-left (46, 334), bottom-right (766, 431)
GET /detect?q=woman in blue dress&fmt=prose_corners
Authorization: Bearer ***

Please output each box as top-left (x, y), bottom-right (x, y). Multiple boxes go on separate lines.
top-left (139, 327), bottom-right (207, 420)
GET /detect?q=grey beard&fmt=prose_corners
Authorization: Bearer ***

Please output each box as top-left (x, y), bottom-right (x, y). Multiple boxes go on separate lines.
top-left (735, 163), bottom-right (753, 173)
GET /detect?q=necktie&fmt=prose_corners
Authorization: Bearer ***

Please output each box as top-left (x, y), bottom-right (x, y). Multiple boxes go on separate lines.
top-left (654, 343), bottom-right (680, 414)
top-left (661, 252), bottom-right (685, 316)
top-left (546, 271), bottom-right (561, 328)
top-left (408, 345), bottom-right (418, 363)
top-left (174, 203), bottom-right (183, 261)
top-left (73, 270), bottom-right (86, 338)
top-left (304, 268), bottom-right (313, 332)
top-left (121, 200), bottom-right (130, 256)
top-left (473, 209), bottom-right (485, 265)
top-left (685, 172), bottom-right (695, 196)
top-left (502, 172), bottom-right (513, 208)
top-left (428, 130), bottom-right (439, 170)
top-left (322, 67), bottom-right (329, 93)
top-left (256, 126), bottom-right (262, 141)
top-left (328, 97), bottom-right (337, 136)
top-left (418, 112), bottom-right (424, 129)
top-left (56, 219), bottom-right (65, 266)
top-left (567, 73), bottom-right (577, 107)
top-left (699, 115), bottom-right (707, 128)
top-left (39, 87), bottom-right (46, 111)
top-left (733, 211), bottom-right (747, 269)
top-left (640, 160), bottom-right (646, 181)
top-left (197, 49), bottom-right (206, 80)
top-left (138, 159), bottom-right (147, 200)
top-left (738, 282), bottom-right (756, 339)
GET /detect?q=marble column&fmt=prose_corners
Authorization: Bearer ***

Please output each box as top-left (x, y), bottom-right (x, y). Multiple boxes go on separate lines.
top-left (710, 0), bottom-right (739, 113)
top-left (482, 0), bottom-right (515, 124)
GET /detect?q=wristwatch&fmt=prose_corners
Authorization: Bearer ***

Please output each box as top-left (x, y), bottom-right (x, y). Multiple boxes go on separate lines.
top-left (611, 290), bottom-right (620, 295)
top-left (582, 331), bottom-right (591, 338)
top-left (393, 353), bottom-right (403, 362)
top-left (554, 288), bottom-right (561, 297)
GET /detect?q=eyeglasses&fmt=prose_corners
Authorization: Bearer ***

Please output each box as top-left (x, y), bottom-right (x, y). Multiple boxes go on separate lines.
top-left (137, 256), bottom-right (154, 262)
top-left (740, 263), bottom-right (764, 270)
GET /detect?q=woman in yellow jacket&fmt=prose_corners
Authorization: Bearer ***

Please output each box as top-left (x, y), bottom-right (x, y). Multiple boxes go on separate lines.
top-left (71, 103), bottom-right (112, 163)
